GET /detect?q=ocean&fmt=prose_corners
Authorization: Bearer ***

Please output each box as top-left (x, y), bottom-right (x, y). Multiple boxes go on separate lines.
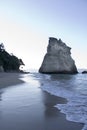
top-left (31, 71), bottom-right (87, 130)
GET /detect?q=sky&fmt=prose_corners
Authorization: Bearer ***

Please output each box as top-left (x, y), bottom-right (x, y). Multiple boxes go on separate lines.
top-left (0, 0), bottom-right (87, 70)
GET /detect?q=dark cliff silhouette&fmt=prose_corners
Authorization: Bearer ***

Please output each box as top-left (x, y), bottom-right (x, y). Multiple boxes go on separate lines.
top-left (0, 43), bottom-right (24, 72)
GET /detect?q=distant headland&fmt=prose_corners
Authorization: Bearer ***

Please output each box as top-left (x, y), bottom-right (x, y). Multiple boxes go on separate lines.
top-left (0, 43), bottom-right (24, 72)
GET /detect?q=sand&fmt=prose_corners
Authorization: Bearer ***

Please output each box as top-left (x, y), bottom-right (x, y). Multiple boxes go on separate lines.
top-left (0, 72), bottom-right (84, 130)
top-left (0, 72), bottom-right (24, 88)
top-left (41, 91), bottom-right (84, 130)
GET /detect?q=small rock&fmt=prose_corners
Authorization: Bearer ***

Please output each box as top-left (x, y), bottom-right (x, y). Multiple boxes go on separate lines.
top-left (82, 71), bottom-right (87, 74)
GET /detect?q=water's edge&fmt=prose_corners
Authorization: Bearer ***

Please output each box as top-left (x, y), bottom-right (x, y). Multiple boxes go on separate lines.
top-left (33, 73), bottom-right (87, 130)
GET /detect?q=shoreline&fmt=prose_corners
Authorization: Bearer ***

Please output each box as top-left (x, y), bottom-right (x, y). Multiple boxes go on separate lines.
top-left (42, 91), bottom-right (84, 130)
top-left (0, 72), bottom-right (25, 89)
top-left (0, 72), bottom-right (84, 130)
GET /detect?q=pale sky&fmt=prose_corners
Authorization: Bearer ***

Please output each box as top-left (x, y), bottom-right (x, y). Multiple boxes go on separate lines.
top-left (0, 0), bottom-right (87, 70)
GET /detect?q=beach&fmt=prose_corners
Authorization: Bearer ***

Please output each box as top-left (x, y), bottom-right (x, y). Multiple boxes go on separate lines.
top-left (0, 72), bottom-right (25, 88)
top-left (0, 72), bottom-right (83, 130)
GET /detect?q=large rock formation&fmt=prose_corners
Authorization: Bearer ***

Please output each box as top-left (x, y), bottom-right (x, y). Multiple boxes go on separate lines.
top-left (39, 37), bottom-right (78, 74)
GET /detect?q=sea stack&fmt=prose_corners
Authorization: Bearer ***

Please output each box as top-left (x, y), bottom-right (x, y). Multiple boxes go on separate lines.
top-left (39, 37), bottom-right (78, 74)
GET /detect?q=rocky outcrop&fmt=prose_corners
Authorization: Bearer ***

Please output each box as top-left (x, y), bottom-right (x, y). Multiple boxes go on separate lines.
top-left (39, 37), bottom-right (78, 74)
top-left (82, 71), bottom-right (87, 74)
top-left (0, 43), bottom-right (24, 72)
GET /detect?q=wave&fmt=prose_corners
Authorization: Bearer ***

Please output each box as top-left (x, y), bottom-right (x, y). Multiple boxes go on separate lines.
top-left (33, 73), bottom-right (87, 130)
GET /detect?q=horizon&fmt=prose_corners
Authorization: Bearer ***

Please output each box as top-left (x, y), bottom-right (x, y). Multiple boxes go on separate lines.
top-left (0, 0), bottom-right (87, 70)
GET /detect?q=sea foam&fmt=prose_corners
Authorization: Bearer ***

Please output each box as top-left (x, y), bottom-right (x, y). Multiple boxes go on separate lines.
top-left (34, 73), bottom-right (87, 130)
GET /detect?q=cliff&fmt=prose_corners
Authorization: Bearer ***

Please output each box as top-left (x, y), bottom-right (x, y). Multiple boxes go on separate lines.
top-left (0, 43), bottom-right (24, 72)
top-left (39, 37), bottom-right (78, 74)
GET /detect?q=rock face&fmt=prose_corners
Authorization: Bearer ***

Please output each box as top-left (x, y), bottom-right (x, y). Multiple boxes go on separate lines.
top-left (39, 37), bottom-right (78, 74)
top-left (0, 43), bottom-right (24, 72)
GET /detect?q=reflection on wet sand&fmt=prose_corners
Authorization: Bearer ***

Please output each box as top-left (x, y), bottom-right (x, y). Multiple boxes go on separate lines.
top-left (0, 73), bottom-right (83, 130)
top-left (42, 91), bottom-right (66, 117)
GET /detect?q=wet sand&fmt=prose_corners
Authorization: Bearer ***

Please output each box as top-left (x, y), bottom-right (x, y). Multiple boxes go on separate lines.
top-left (41, 91), bottom-right (83, 130)
top-left (0, 72), bottom-right (24, 88)
top-left (0, 73), bottom-right (84, 130)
